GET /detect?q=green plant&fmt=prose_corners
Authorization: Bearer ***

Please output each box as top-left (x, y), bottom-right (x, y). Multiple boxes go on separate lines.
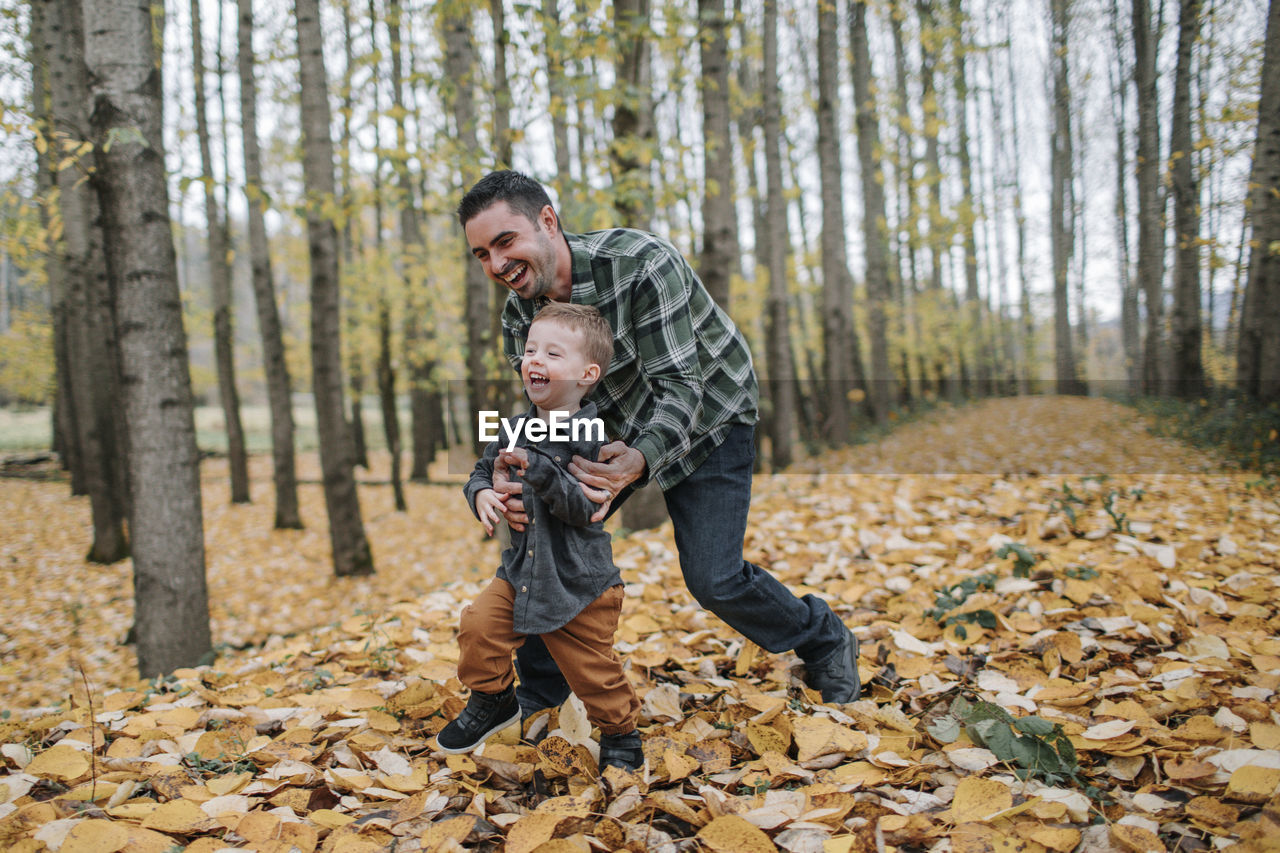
top-left (927, 695), bottom-right (1081, 788)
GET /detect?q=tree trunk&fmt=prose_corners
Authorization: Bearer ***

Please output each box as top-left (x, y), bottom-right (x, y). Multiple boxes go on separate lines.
top-left (889, 0), bottom-right (920, 402)
top-left (340, 0), bottom-right (369, 471)
top-left (698, 0), bottom-right (737, 311)
top-left (1169, 0), bottom-right (1204, 398)
top-left (238, 0), bottom-right (301, 529)
top-left (949, 0), bottom-right (988, 397)
top-left (851, 0), bottom-right (893, 423)
top-left (1134, 0), bottom-right (1166, 394)
top-left (442, 0), bottom-right (493, 455)
top-left (1110, 0), bottom-right (1142, 396)
top-left (45, 0), bottom-right (130, 562)
top-left (82, 0), bottom-right (211, 674)
top-left (295, 0), bottom-right (374, 575)
top-left (1050, 0), bottom-right (1083, 395)
top-left (1237, 0), bottom-right (1280, 402)
top-left (762, 0), bottom-right (796, 469)
top-left (817, 0), bottom-right (853, 443)
top-left (611, 0), bottom-right (653, 229)
top-left (490, 0), bottom-right (513, 167)
top-left (388, 0), bottom-right (423, 501)
top-left (541, 0), bottom-right (574, 206)
top-left (191, 0), bottom-right (249, 503)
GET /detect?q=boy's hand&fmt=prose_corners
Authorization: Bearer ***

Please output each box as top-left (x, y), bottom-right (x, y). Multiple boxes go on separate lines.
top-left (473, 488), bottom-right (507, 536)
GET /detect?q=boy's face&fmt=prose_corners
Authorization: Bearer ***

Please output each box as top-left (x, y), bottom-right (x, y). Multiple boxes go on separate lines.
top-left (521, 319), bottom-right (601, 412)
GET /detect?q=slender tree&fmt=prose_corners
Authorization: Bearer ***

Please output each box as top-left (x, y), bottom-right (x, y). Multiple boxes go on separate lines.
top-left (238, 0), bottom-right (301, 528)
top-left (698, 0), bottom-right (737, 310)
top-left (851, 0), bottom-right (893, 423)
top-left (1050, 0), bottom-right (1084, 394)
top-left (1237, 0), bottom-right (1280, 401)
top-left (762, 0), bottom-right (796, 468)
top-left (611, 0), bottom-right (653, 229)
top-left (1109, 0), bottom-right (1141, 395)
top-left (1134, 0), bottom-right (1166, 393)
top-left (817, 0), bottom-right (855, 442)
top-left (1169, 0), bottom-right (1205, 396)
top-left (295, 0), bottom-right (374, 575)
top-left (82, 0), bottom-right (211, 673)
top-left (192, 0), bottom-right (249, 502)
top-left (340, 0), bottom-right (369, 470)
top-left (541, 0), bottom-right (574, 200)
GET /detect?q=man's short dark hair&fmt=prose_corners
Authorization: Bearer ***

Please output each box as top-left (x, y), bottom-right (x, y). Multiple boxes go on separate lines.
top-left (457, 170), bottom-right (556, 228)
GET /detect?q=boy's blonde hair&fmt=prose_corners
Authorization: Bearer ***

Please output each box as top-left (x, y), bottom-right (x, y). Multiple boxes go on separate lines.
top-left (530, 303), bottom-right (614, 384)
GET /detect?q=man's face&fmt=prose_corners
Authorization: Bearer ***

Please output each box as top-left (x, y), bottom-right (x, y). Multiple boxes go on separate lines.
top-left (464, 201), bottom-right (560, 302)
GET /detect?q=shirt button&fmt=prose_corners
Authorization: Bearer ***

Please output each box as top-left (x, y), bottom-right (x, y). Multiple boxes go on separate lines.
top-left (554, 455), bottom-right (561, 462)
top-left (521, 586), bottom-right (528, 593)
top-left (527, 549), bottom-right (533, 557)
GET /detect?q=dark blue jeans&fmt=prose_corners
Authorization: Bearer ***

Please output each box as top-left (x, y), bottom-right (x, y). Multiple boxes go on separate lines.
top-left (514, 423), bottom-right (847, 715)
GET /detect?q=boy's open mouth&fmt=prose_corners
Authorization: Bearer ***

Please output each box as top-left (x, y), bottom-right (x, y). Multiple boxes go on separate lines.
top-left (528, 371), bottom-right (549, 388)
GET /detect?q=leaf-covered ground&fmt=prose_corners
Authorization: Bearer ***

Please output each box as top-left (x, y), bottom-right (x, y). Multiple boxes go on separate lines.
top-left (2, 396), bottom-right (1278, 852)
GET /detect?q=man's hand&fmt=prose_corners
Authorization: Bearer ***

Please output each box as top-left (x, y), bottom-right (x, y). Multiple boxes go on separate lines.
top-left (569, 442), bottom-right (647, 523)
top-left (492, 453), bottom-right (529, 532)
top-left (498, 447), bottom-right (530, 474)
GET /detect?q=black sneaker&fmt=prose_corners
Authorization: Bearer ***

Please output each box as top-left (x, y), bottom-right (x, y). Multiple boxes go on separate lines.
top-left (803, 628), bottom-right (861, 704)
top-left (598, 730), bottom-right (643, 772)
top-left (436, 685), bottom-right (521, 753)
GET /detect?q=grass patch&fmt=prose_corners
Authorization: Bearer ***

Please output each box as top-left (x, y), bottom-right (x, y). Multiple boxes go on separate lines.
top-left (1132, 391), bottom-right (1280, 476)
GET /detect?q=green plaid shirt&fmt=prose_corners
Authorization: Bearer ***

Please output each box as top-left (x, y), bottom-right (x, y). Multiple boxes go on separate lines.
top-left (501, 228), bottom-right (758, 489)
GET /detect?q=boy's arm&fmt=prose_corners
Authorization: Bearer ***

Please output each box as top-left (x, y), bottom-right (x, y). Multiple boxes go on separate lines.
top-left (462, 441), bottom-right (500, 519)
top-left (522, 446), bottom-right (605, 527)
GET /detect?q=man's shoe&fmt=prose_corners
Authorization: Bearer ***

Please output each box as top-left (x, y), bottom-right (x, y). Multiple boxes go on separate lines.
top-left (436, 685), bottom-right (520, 753)
top-left (803, 628), bottom-right (861, 704)
top-left (598, 730), bottom-right (643, 772)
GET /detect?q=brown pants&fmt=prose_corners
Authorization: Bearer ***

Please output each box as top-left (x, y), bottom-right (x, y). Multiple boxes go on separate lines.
top-left (456, 580), bottom-right (640, 735)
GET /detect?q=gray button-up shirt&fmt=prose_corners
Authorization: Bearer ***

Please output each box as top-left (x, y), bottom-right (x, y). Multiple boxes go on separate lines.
top-left (463, 402), bottom-right (622, 635)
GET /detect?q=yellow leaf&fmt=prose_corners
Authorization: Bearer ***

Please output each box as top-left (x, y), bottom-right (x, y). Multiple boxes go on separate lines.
top-left (950, 776), bottom-right (1013, 824)
top-left (309, 808), bottom-right (357, 829)
top-left (1110, 823), bottom-right (1165, 852)
top-left (1027, 826), bottom-right (1082, 853)
top-left (420, 814), bottom-right (476, 848)
top-left (504, 813), bottom-right (566, 853)
top-left (25, 745), bottom-right (91, 781)
top-left (140, 799), bottom-right (218, 834)
top-left (745, 721), bottom-right (789, 756)
top-left (1226, 765), bottom-right (1280, 804)
top-left (696, 815), bottom-right (777, 853)
top-left (793, 716), bottom-right (867, 762)
top-left (663, 748), bottom-right (700, 782)
top-left (59, 819), bottom-right (130, 853)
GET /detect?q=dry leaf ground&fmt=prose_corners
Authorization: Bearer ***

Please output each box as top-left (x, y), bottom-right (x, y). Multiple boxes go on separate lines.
top-left (1, 395), bottom-right (1278, 852)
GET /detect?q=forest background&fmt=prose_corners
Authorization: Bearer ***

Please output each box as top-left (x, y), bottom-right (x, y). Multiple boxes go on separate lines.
top-left (0, 0), bottom-right (1278, 675)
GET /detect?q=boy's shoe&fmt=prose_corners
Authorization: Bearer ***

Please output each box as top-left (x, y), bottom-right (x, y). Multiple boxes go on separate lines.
top-left (436, 685), bottom-right (520, 753)
top-left (803, 628), bottom-right (861, 704)
top-left (598, 730), bottom-right (643, 772)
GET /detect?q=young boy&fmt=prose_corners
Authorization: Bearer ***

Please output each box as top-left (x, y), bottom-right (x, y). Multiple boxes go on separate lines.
top-left (437, 302), bottom-right (643, 772)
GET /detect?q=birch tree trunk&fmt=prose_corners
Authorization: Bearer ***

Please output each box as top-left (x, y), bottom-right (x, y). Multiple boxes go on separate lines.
top-left (192, 0), bottom-right (249, 503)
top-left (851, 0), bottom-right (893, 423)
top-left (1168, 0), bottom-right (1204, 397)
top-left (238, 0), bottom-right (301, 529)
top-left (1237, 0), bottom-right (1280, 402)
top-left (1109, 0), bottom-right (1141, 396)
top-left (698, 0), bottom-right (737, 310)
top-left (295, 0), bottom-right (374, 575)
top-left (82, 0), bottom-right (211, 673)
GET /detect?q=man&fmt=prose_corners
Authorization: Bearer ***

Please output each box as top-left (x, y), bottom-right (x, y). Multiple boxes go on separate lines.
top-left (458, 170), bottom-right (860, 715)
